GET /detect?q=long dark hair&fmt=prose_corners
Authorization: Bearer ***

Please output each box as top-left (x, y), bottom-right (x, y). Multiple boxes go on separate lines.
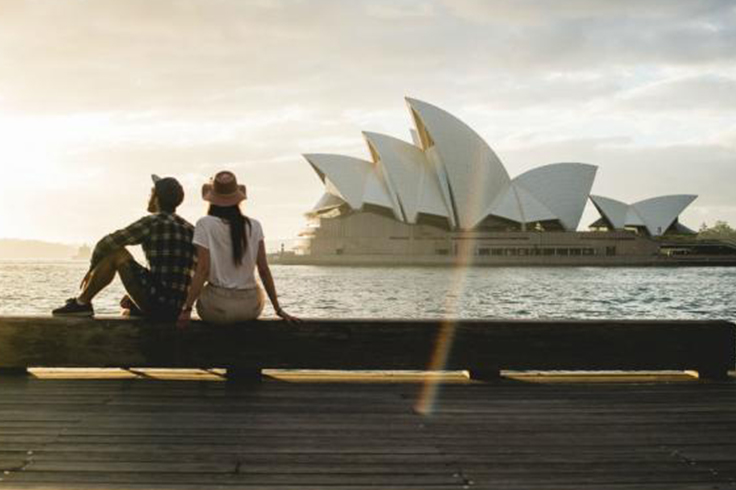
top-left (208, 205), bottom-right (251, 265)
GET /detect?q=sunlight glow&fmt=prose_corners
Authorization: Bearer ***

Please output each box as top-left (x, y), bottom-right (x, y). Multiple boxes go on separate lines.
top-left (414, 237), bottom-right (477, 416)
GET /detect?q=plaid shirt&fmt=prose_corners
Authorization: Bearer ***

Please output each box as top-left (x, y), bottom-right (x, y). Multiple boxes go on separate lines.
top-left (90, 212), bottom-right (196, 307)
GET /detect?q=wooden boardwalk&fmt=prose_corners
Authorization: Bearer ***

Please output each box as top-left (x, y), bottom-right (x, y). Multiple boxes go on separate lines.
top-left (0, 371), bottom-right (735, 489)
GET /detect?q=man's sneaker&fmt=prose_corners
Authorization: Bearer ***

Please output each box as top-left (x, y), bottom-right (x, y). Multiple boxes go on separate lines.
top-left (52, 298), bottom-right (94, 317)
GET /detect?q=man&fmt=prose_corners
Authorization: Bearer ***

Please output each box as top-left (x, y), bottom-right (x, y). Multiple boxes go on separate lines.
top-left (53, 175), bottom-right (196, 320)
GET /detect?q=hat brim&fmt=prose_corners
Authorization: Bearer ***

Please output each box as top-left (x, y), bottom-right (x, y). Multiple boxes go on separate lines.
top-left (201, 183), bottom-right (247, 207)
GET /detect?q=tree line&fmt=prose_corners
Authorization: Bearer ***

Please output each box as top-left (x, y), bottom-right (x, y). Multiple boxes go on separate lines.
top-left (698, 221), bottom-right (736, 240)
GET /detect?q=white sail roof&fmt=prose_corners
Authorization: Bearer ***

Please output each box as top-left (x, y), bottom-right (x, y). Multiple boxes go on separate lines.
top-left (513, 185), bottom-right (559, 223)
top-left (633, 195), bottom-right (697, 236)
top-left (303, 154), bottom-right (395, 213)
top-left (363, 131), bottom-right (451, 223)
top-left (486, 185), bottom-right (524, 223)
top-left (486, 184), bottom-right (557, 224)
top-left (311, 192), bottom-right (345, 213)
top-left (625, 207), bottom-right (646, 227)
top-left (590, 195), bottom-right (629, 229)
top-left (591, 194), bottom-right (697, 236)
top-left (406, 97), bottom-right (511, 230)
top-left (304, 98), bottom-right (695, 236)
top-left (513, 163), bottom-right (597, 231)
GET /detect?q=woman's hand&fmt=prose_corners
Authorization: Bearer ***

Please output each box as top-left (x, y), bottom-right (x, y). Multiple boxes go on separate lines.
top-left (176, 307), bottom-right (192, 329)
top-left (276, 308), bottom-right (301, 323)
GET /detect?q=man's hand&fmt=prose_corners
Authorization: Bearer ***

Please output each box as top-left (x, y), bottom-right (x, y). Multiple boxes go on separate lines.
top-left (176, 308), bottom-right (192, 329)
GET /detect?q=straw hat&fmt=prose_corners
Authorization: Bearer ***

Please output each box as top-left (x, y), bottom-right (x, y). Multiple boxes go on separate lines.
top-left (201, 171), bottom-right (247, 207)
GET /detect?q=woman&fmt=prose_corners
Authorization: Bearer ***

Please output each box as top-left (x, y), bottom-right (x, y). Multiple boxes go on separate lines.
top-left (176, 171), bottom-right (298, 328)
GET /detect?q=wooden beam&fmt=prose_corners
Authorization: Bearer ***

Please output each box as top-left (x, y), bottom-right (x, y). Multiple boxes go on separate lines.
top-left (0, 367), bottom-right (28, 376)
top-left (0, 317), bottom-right (733, 377)
top-left (225, 367), bottom-right (262, 383)
top-left (468, 368), bottom-right (501, 381)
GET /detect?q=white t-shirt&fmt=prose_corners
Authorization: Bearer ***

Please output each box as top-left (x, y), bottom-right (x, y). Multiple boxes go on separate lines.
top-left (192, 215), bottom-right (264, 290)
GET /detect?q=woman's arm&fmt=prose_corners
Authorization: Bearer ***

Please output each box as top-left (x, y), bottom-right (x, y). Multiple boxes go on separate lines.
top-left (176, 245), bottom-right (210, 328)
top-left (256, 240), bottom-right (299, 322)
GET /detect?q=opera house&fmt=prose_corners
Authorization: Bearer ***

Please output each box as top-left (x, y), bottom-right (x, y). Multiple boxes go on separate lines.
top-left (281, 98), bottom-right (735, 266)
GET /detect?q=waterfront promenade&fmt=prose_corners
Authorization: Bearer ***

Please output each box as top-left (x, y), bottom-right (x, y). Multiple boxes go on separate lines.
top-left (1, 370), bottom-right (735, 489)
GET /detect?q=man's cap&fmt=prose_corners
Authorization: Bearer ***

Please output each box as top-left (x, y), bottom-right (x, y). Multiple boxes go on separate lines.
top-left (151, 174), bottom-right (184, 209)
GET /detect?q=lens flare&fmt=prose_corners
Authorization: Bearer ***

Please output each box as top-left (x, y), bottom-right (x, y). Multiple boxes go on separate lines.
top-left (414, 236), bottom-right (477, 415)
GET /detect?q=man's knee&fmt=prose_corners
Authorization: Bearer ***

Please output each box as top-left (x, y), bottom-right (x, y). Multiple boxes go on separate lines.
top-left (113, 249), bottom-right (134, 268)
top-left (100, 248), bottom-right (133, 268)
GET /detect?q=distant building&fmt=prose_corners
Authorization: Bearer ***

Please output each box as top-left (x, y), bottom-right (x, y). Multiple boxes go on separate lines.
top-left (72, 244), bottom-right (91, 261)
top-left (281, 98), bottom-right (733, 266)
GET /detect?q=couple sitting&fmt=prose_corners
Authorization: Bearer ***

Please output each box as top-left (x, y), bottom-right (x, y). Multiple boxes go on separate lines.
top-left (52, 171), bottom-right (297, 326)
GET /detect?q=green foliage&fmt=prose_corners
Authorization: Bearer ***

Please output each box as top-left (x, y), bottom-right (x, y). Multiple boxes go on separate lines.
top-left (698, 221), bottom-right (736, 240)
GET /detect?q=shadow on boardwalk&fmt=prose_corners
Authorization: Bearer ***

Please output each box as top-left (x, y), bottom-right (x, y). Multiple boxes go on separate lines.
top-left (0, 370), bottom-right (735, 489)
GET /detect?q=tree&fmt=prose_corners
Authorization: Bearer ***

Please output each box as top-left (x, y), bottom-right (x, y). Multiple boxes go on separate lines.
top-left (698, 221), bottom-right (736, 240)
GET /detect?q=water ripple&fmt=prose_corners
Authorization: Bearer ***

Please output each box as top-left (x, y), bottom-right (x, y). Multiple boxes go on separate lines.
top-left (0, 261), bottom-right (734, 322)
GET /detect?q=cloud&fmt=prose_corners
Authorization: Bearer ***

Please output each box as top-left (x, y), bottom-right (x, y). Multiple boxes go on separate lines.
top-left (1, 0), bottom-right (735, 240)
top-left (616, 75), bottom-right (736, 112)
top-left (1, 0), bottom-right (735, 119)
top-left (714, 125), bottom-right (736, 149)
top-left (440, 0), bottom-right (733, 24)
top-left (366, 1), bottom-right (436, 19)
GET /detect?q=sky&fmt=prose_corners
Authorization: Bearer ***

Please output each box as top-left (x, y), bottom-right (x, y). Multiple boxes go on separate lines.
top-left (0, 0), bottom-right (735, 245)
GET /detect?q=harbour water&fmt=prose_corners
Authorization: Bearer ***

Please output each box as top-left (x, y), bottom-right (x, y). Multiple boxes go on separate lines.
top-left (0, 260), bottom-right (734, 321)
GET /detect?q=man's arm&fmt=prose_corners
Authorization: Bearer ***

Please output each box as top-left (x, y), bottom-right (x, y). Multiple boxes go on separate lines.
top-left (89, 216), bottom-right (154, 270)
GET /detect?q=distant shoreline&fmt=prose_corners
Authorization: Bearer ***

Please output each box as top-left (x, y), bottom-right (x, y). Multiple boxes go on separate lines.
top-left (0, 239), bottom-right (82, 260)
top-left (0, 238), bottom-right (295, 260)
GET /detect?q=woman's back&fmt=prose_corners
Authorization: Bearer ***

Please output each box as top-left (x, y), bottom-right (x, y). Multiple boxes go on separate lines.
top-left (193, 215), bottom-right (264, 290)
top-left (177, 170), bottom-right (297, 327)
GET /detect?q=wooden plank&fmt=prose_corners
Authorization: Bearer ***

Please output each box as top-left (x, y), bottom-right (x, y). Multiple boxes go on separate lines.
top-left (0, 458), bottom-right (27, 472)
top-left (3, 375), bottom-right (736, 489)
top-left (25, 426), bottom-right (736, 445)
top-left (0, 485), bottom-right (465, 490)
top-left (0, 368), bottom-right (28, 376)
top-left (0, 485), bottom-right (719, 490)
top-left (0, 316), bottom-right (733, 376)
top-left (17, 451), bottom-right (680, 464)
top-left (2, 443), bottom-right (443, 454)
top-left (2, 472), bottom-right (463, 485)
top-left (25, 461), bottom-right (462, 474)
top-left (11, 422), bottom-right (733, 438)
top-left (464, 473), bottom-right (728, 485)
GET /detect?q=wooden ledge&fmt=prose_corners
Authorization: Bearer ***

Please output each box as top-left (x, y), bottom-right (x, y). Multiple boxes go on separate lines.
top-left (0, 316), bottom-right (734, 380)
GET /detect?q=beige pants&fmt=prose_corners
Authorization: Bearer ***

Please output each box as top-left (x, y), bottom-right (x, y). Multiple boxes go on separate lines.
top-left (196, 284), bottom-right (265, 324)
